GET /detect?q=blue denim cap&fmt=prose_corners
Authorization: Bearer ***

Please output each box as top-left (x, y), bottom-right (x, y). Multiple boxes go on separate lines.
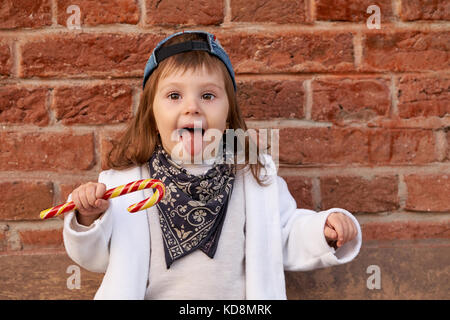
top-left (142, 30), bottom-right (237, 91)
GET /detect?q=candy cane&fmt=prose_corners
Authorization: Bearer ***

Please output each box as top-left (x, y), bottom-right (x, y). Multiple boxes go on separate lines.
top-left (40, 179), bottom-right (165, 220)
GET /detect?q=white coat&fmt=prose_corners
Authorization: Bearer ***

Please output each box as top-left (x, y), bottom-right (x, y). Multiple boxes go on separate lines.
top-left (63, 156), bottom-right (362, 299)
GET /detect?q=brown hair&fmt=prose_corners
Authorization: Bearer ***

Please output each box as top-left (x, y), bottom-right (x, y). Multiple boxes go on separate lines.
top-left (106, 33), bottom-right (268, 185)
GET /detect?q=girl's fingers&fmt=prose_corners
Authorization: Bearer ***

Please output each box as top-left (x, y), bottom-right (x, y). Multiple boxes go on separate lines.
top-left (95, 183), bottom-right (107, 200)
top-left (327, 212), bottom-right (359, 247)
top-left (86, 184), bottom-right (98, 208)
top-left (338, 220), bottom-right (348, 247)
top-left (324, 225), bottom-right (338, 240)
top-left (343, 216), bottom-right (357, 243)
top-left (344, 217), bottom-right (356, 245)
top-left (78, 186), bottom-right (91, 211)
top-left (349, 218), bottom-right (358, 241)
top-left (96, 199), bottom-right (110, 211)
top-left (328, 216), bottom-right (345, 247)
top-left (71, 182), bottom-right (108, 219)
top-left (71, 188), bottom-right (81, 209)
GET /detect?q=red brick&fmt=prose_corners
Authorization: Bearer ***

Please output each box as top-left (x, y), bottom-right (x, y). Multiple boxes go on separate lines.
top-left (279, 128), bottom-right (437, 166)
top-left (316, 0), bottom-right (393, 22)
top-left (368, 129), bottom-right (436, 164)
top-left (146, 0), bottom-right (223, 25)
top-left (282, 176), bottom-right (314, 210)
top-left (0, 181), bottom-right (53, 221)
top-left (21, 33), bottom-right (162, 78)
top-left (397, 75), bottom-right (450, 119)
top-left (0, 86), bottom-right (49, 126)
top-left (405, 174), bottom-right (450, 212)
top-left (321, 175), bottom-right (399, 213)
top-left (218, 32), bottom-right (354, 74)
top-left (0, 43), bottom-right (12, 77)
top-left (231, 0), bottom-right (308, 24)
top-left (447, 129), bottom-right (450, 160)
top-left (0, 132), bottom-right (95, 171)
top-left (400, 0), bottom-right (450, 21)
top-left (238, 79), bottom-right (305, 120)
top-left (312, 77), bottom-right (390, 123)
top-left (362, 220), bottom-right (450, 240)
top-left (57, 0), bottom-right (139, 26)
top-left (0, 229), bottom-right (7, 251)
top-left (18, 229), bottom-right (63, 250)
top-left (52, 84), bottom-right (133, 125)
top-left (279, 127), bottom-right (368, 165)
top-left (0, 0), bottom-right (52, 29)
top-left (362, 31), bottom-right (450, 72)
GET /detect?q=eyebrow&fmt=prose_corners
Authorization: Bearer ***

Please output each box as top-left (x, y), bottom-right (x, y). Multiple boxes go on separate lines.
top-left (159, 82), bottom-right (224, 91)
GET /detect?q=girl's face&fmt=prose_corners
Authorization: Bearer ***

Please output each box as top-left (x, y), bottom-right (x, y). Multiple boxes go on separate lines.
top-left (152, 65), bottom-right (229, 163)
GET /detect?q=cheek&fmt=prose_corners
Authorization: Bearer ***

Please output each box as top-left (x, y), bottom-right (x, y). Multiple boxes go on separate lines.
top-left (210, 103), bottom-right (229, 130)
top-left (153, 105), bottom-right (175, 139)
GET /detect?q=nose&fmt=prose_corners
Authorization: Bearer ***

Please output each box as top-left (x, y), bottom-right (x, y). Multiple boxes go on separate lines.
top-left (182, 94), bottom-right (202, 115)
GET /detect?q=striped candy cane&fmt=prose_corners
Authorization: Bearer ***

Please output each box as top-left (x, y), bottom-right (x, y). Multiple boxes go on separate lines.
top-left (40, 179), bottom-right (165, 220)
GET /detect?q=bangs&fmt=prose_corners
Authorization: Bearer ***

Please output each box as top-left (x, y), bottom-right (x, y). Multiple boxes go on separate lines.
top-left (158, 50), bottom-right (226, 82)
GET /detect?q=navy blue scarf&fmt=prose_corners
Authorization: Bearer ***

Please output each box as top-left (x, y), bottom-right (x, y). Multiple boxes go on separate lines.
top-left (148, 145), bottom-right (235, 268)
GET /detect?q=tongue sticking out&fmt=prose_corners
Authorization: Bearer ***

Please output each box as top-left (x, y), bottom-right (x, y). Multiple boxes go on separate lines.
top-left (180, 129), bottom-right (203, 157)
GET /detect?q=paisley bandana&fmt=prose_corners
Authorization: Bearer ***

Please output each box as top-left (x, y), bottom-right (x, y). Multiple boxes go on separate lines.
top-left (148, 145), bottom-right (235, 268)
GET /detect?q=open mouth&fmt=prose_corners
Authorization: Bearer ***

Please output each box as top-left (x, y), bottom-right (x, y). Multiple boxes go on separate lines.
top-left (178, 126), bottom-right (206, 136)
top-left (177, 124), bottom-right (206, 157)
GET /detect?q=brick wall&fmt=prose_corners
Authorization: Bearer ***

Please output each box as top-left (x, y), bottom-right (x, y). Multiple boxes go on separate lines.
top-left (0, 0), bottom-right (449, 299)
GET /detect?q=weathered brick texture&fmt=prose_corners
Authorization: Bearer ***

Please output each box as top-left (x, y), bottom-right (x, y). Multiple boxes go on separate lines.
top-left (0, 86), bottom-right (49, 126)
top-left (400, 0), bottom-right (450, 21)
top-left (316, 0), bottom-right (394, 22)
top-left (404, 174), bottom-right (450, 212)
top-left (231, 0), bottom-right (309, 24)
top-left (320, 175), bottom-right (399, 213)
top-left (282, 176), bottom-right (314, 210)
top-left (0, 132), bottom-right (95, 171)
top-left (238, 79), bottom-right (305, 120)
top-left (145, 0), bottom-right (224, 26)
top-left (362, 31), bottom-right (450, 72)
top-left (219, 32), bottom-right (355, 73)
top-left (0, 43), bottom-right (12, 77)
top-left (0, 0), bottom-right (52, 29)
top-left (52, 84), bottom-right (133, 125)
top-left (56, 0), bottom-right (140, 26)
top-left (397, 75), bottom-right (450, 119)
top-left (311, 77), bottom-right (391, 123)
top-left (0, 181), bottom-right (53, 221)
top-left (0, 0), bottom-right (448, 300)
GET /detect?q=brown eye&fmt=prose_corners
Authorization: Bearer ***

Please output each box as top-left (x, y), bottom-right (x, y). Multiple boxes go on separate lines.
top-left (202, 93), bottom-right (215, 100)
top-left (168, 93), bottom-right (180, 100)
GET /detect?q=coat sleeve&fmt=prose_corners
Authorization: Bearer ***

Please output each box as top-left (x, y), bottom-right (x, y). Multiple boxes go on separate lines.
top-left (278, 176), bottom-right (362, 271)
top-left (62, 170), bottom-right (114, 273)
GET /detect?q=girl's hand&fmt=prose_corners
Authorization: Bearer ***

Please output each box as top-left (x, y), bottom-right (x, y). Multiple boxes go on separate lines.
top-left (324, 212), bottom-right (358, 248)
top-left (71, 182), bottom-right (109, 226)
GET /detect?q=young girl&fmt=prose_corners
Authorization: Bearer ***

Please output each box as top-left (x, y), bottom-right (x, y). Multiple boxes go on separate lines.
top-left (63, 30), bottom-right (362, 300)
